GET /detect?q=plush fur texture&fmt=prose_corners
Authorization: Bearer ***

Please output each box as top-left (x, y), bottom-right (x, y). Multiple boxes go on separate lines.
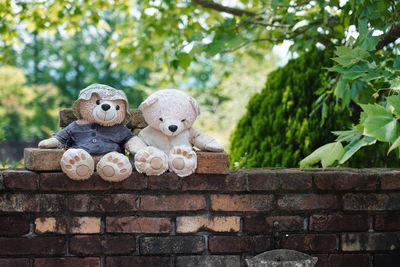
top-left (38, 84), bottom-right (135, 182)
top-left (127, 89), bottom-right (224, 177)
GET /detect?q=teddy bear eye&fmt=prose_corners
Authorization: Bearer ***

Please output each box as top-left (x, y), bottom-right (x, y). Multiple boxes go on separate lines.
top-left (181, 119), bottom-right (186, 122)
top-left (116, 105), bottom-right (120, 111)
top-left (96, 100), bottom-right (101, 105)
top-left (159, 118), bottom-right (163, 122)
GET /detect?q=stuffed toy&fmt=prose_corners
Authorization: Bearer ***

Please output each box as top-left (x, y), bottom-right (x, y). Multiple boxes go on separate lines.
top-left (126, 89), bottom-right (224, 177)
top-left (38, 84), bottom-right (137, 182)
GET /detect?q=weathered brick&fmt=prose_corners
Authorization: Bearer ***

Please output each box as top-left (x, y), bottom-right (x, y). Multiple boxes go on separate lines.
top-left (314, 254), bottom-right (370, 267)
top-left (247, 169), bottom-right (312, 191)
top-left (140, 195), bottom-right (206, 211)
top-left (176, 255), bottom-right (240, 267)
top-left (0, 216), bottom-right (30, 235)
top-left (342, 232), bottom-right (400, 251)
top-left (313, 171), bottom-right (376, 191)
top-left (105, 256), bottom-right (171, 267)
top-left (243, 215), bottom-right (304, 233)
top-left (35, 217), bottom-right (100, 234)
top-left (140, 236), bottom-right (205, 254)
top-left (0, 194), bottom-right (65, 212)
top-left (374, 253), bottom-right (400, 267)
top-left (279, 234), bottom-right (337, 252)
top-left (106, 217), bottom-right (171, 233)
top-left (309, 214), bottom-right (369, 231)
top-left (209, 236), bottom-right (271, 253)
top-left (277, 194), bottom-right (337, 210)
top-left (195, 151), bottom-right (229, 174)
top-left (148, 173), bottom-right (180, 190)
top-left (0, 236), bottom-right (65, 255)
top-left (182, 172), bottom-right (247, 191)
top-left (0, 258), bottom-right (29, 267)
top-left (343, 193), bottom-right (400, 210)
top-left (375, 214), bottom-right (400, 230)
top-left (176, 215), bottom-right (240, 233)
top-left (40, 172), bottom-right (146, 191)
top-left (380, 170), bottom-right (400, 190)
top-left (35, 257), bottom-right (100, 267)
top-left (211, 194), bottom-right (273, 211)
top-left (69, 235), bottom-right (136, 255)
top-left (2, 170), bottom-right (37, 190)
top-left (68, 194), bottom-right (136, 212)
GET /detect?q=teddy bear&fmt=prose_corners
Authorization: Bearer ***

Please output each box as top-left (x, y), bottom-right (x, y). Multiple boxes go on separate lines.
top-left (125, 89), bottom-right (224, 177)
top-left (38, 84), bottom-right (137, 182)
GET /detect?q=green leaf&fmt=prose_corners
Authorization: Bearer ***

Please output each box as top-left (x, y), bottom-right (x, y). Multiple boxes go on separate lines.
top-left (177, 52), bottom-right (191, 70)
top-left (299, 142), bottom-right (345, 168)
top-left (333, 128), bottom-right (362, 142)
top-left (390, 78), bottom-right (400, 91)
top-left (332, 46), bottom-right (370, 67)
top-left (387, 95), bottom-right (400, 116)
top-left (339, 136), bottom-right (376, 164)
top-left (388, 135), bottom-right (400, 155)
top-left (361, 104), bottom-right (399, 142)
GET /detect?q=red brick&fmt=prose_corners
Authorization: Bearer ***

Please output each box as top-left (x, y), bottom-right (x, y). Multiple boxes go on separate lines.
top-left (140, 195), bottom-right (206, 211)
top-left (176, 216), bottom-right (240, 233)
top-left (0, 258), bottom-right (29, 267)
top-left (247, 169), bottom-right (312, 191)
top-left (280, 234), bottom-right (337, 252)
top-left (0, 236), bottom-right (65, 255)
top-left (342, 232), bottom-right (400, 251)
top-left (314, 171), bottom-right (376, 191)
top-left (343, 193), bottom-right (400, 211)
top-left (148, 173), bottom-right (180, 190)
top-left (314, 254), bottom-right (370, 267)
top-left (375, 214), bottom-right (400, 230)
top-left (277, 194), bottom-right (337, 210)
top-left (35, 217), bottom-right (101, 234)
top-left (2, 170), bottom-right (37, 190)
top-left (35, 257), bottom-right (99, 267)
top-left (106, 217), bottom-right (171, 233)
top-left (209, 236), bottom-right (271, 253)
top-left (375, 253), bottom-right (400, 267)
top-left (211, 194), bottom-right (273, 211)
top-left (68, 194), bottom-right (136, 212)
top-left (106, 256), bottom-right (171, 267)
top-left (309, 214), bottom-right (369, 231)
top-left (243, 215), bottom-right (304, 233)
top-left (182, 173), bottom-right (247, 191)
top-left (0, 216), bottom-right (30, 235)
top-left (380, 170), bottom-right (400, 190)
top-left (140, 236), bottom-right (204, 254)
top-left (39, 172), bottom-right (146, 191)
top-left (0, 194), bottom-right (65, 212)
top-left (69, 235), bottom-right (135, 255)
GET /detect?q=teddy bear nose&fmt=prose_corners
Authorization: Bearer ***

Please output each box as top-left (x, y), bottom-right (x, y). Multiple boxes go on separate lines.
top-left (101, 104), bottom-right (111, 111)
top-left (168, 125), bottom-right (178, 132)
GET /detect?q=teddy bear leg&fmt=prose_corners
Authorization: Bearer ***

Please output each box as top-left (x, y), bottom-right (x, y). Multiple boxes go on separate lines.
top-left (96, 152), bottom-right (132, 182)
top-left (60, 149), bottom-right (95, 180)
top-left (168, 145), bottom-right (197, 177)
top-left (134, 146), bottom-right (168, 176)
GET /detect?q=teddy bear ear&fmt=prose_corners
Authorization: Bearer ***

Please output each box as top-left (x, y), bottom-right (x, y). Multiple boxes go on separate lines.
top-left (189, 97), bottom-right (200, 116)
top-left (139, 95), bottom-right (158, 111)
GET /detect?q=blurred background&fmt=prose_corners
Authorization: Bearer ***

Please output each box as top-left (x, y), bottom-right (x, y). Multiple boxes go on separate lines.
top-left (0, 0), bottom-right (399, 168)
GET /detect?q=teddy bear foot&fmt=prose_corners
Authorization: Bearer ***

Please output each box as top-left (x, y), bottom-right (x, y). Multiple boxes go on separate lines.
top-left (60, 149), bottom-right (94, 180)
top-left (134, 146), bottom-right (168, 176)
top-left (168, 146), bottom-right (197, 177)
top-left (96, 152), bottom-right (132, 182)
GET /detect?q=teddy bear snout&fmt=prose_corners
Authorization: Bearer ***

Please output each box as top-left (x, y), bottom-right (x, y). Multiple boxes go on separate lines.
top-left (168, 125), bottom-right (178, 132)
top-left (101, 103), bottom-right (111, 111)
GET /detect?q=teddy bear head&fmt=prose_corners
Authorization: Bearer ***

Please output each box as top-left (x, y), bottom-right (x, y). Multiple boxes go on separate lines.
top-left (73, 84), bottom-right (130, 127)
top-left (139, 89), bottom-right (200, 137)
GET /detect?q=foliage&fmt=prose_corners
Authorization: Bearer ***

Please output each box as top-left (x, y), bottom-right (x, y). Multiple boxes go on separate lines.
top-left (230, 49), bottom-right (399, 168)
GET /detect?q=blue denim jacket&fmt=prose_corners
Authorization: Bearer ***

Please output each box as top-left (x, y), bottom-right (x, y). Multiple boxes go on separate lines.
top-left (54, 122), bottom-right (134, 155)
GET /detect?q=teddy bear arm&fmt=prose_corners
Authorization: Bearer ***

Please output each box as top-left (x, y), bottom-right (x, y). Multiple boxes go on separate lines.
top-left (125, 136), bottom-right (148, 154)
top-left (38, 137), bottom-right (64, 149)
top-left (190, 128), bottom-right (224, 152)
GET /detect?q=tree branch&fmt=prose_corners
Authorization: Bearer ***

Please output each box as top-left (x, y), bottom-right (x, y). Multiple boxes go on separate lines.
top-left (192, 0), bottom-right (256, 17)
top-left (376, 24), bottom-right (400, 50)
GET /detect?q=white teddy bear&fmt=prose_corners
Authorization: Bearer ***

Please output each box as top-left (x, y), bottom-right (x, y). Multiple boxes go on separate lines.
top-left (126, 89), bottom-right (224, 177)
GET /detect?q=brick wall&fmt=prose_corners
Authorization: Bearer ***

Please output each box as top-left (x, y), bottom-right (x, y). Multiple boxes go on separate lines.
top-left (0, 168), bottom-right (400, 267)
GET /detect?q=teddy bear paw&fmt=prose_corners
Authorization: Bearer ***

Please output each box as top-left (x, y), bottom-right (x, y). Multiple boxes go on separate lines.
top-left (96, 152), bottom-right (132, 182)
top-left (168, 146), bottom-right (197, 177)
top-left (134, 146), bottom-right (168, 176)
top-left (60, 149), bottom-right (94, 180)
